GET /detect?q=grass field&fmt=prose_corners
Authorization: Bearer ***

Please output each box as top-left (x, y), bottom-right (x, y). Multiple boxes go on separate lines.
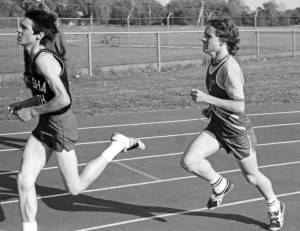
top-left (0, 55), bottom-right (300, 121)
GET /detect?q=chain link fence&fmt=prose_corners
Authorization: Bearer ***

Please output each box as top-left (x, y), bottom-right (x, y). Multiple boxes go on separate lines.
top-left (0, 26), bottom-right (299, 77)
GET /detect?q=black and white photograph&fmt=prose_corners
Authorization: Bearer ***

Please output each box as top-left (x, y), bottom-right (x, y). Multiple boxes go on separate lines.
top-left (0, 0), bottom-right (299, 230)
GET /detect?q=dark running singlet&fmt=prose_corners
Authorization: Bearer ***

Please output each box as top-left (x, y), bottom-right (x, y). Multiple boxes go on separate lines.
top-left (206, 56), bottom-right (253, 137)
top-left (30, 49), bottom-right (71, 115)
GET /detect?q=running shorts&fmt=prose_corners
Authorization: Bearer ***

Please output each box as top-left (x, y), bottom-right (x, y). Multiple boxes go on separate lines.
top-left (204, 122), bottom-right (257, 160)
top-left (32, 109), bottom-right (78, 152)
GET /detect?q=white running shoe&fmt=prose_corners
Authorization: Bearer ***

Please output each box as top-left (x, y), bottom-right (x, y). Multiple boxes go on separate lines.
top-left (268, 201), bottom-right (285, 231)
top-left (111, 132), bottom-right (145, 152)
top-left (207, 179), bottom-right (234, 210)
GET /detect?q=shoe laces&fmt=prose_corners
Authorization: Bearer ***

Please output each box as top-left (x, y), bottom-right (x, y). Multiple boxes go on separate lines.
top-left (269, 211), bottom-right (280, 224)
top-left (210, 193), bottom-right (222, 202)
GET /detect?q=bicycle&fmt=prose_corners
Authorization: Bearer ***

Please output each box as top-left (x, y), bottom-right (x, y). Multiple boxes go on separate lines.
top-left (98, 34), bottom-right (120, 47)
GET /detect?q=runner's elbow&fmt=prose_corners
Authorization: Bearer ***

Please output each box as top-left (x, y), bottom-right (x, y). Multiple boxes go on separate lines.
top-left (60, 94), bottom-right (71, 107)
top-left (234, 102), bottom-right (245, 114)
top-left (237, 107), bottom-right (245, 114)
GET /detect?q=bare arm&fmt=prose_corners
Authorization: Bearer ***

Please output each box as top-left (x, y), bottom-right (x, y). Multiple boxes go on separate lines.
top-left (191, 59), bottom-right (245, 114)
top-left (191, 89), bottom-right (245, 113)
top-left (8, 96), bottom-right (40, 114)
top-left (31, 53), bottom-right (70, 116)
top-left (15, 53), bottom-right (70, 121)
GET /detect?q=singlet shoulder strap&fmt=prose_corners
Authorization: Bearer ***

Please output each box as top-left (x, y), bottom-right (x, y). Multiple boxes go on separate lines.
top-left (31, 49), bottom-right (64, 74)
top-left (208, 55), bottom-right (231, 75)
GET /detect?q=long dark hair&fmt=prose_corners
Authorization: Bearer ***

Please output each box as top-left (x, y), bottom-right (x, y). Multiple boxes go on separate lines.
top-left (206, 18), bottom-right (240, 56)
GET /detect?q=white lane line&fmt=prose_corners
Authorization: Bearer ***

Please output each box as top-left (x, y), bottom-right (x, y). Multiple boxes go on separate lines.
top-left (1, 160), bottom-right (299, 206)
top-left (257, 140), bottom-right (300, 146)
top-left (248, 110), bottom-right (300, 116)
top-left (116, 152), bottom-right (183, 162)
top-left (0, 119), bottom-right (203, 136)
top-left (114, 162), bottom-right (161, 181)
top-left (0, 131), bottom-right (30, 136)
top-left (255, 122), bottom-right (300, 128)
top-left (73, 190), bottom-right (300, 231)
top-left (0, 192), bottom-right (18, 197)
top-left (1, 110), bottom-right (300, 136)
top-left (2, 130), bottom-right (300, 153)
top-left (0, 152), bottom-right (184, 176)
top-left (2, 121), bottom-right (300, 153)
top-left (0, 137), bottom-right (300, 176)
top-left (84, 136), bottom-right (300, 153)
top-left (77, 118), bottom-right (204, 130)
top-left (0, 148), bottom-right (20, 153)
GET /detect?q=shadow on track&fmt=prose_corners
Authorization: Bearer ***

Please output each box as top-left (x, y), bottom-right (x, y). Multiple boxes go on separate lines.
top-left (0, 136), bottom-right (27, 149)
top-left (42, 192), bottom-right (268, 229)
top-left (0, 171), bottom-right (268, 229)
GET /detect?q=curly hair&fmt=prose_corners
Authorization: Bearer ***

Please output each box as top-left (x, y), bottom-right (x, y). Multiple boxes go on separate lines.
top-left (206, 18), bottom-right (240, 56)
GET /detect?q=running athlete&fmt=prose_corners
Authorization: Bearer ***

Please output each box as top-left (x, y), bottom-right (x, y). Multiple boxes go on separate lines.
top-left (21, 1), bottom-right (64, 94)
top-left (9, 9), bottom-right (145, 231)
top-left (180, 18), bottom-right (285, 231)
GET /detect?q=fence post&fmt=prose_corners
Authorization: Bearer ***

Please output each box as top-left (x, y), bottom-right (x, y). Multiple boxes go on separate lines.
top-left (167, 12), bottom-right (173, 46)
top-left (17, 17), bottom-right (20, 29)
top-left (156, 32), bottom-right (161, 71)
top-left (17, 18), bottom-right (21, 49)
top-left (255, 30), bottom-right (260, 61)
top-left (90, 14), bottom-right (93, 32)
top-left (127, 13), bottom-right (132, 46)
top-left (87, 33), bottom-right (93, 76)
top-left (292, 29), bottom-right (296, 57)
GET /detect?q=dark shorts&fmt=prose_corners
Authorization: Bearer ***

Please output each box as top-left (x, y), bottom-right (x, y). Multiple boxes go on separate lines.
top-left (32, 110), bottom-right (79, 152)
top-left (204, 122), bottom-right (257, 160)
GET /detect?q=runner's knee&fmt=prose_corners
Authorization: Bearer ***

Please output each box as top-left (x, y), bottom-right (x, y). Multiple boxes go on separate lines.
top-left (245, 174), bottom-right (257, 185)
top-left (17, 172), bottom-right (36, 192)
top-left (180, 156), bottom-right (188, 169)
top-left (66, 184), bottom-right (82, 196)
top-left (180, 155), bottom-right (203, 173)
top-left (180, 155), bottom-right (195, 171)
top-left (69, 188), bottom-right (81, 196)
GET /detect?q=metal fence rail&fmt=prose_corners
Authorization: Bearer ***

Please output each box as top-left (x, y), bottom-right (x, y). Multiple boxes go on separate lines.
top-left (0, 29), bottom-right (299, 76)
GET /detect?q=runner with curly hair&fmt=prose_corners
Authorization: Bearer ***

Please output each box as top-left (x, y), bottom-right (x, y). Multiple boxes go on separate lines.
top-left (180, 17), bottom-right (285, 231)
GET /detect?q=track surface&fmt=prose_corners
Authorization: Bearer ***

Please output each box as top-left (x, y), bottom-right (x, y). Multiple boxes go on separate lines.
top-left (0, 103), bottom-right (299, 231)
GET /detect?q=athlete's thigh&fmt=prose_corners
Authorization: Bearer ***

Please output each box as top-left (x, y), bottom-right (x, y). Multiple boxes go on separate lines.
top-left (55, 149), bottom-right (80, 186)
top-left (20, 135), bottom-right (52, 179)
top-left (236, 149), bottom-right (259, 175)
top-left (182, 131), bottom-right (220, 163)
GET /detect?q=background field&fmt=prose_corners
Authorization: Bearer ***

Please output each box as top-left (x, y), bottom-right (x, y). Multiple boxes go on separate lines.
top-left (1, 55), bottom-right (300, 121)
top-left (1, 25), bottom-right (299, 120)
top-left (0, 26), bottom-right (300, 74)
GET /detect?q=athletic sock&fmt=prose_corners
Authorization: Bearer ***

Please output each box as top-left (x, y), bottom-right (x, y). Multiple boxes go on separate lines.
top-left (101, 141), bottom-right (124, 162)
top-left (23, 221), bottom-right (37, 231)
top-left (210, 175), bottom-right (227, 194)
top-left (267, 198), bottom-right (280, 213)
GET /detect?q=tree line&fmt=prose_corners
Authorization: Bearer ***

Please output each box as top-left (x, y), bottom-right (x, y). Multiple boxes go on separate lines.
top-left (0, 0), bottom-right (300, 27)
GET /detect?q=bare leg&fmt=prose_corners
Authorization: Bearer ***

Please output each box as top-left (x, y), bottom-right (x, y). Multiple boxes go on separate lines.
top-left (181, 132), bottom-right (220, 182)
top-left (181, 132), bottom-right (235, 209)
top-left (56, 134), bottom-right (144, 195)
top-left (18, 135), bottom-right (52, 231)
top-left (237, 149), bottom-right (286, 230)
top-left (237, 149), bottom-right (277, 202)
